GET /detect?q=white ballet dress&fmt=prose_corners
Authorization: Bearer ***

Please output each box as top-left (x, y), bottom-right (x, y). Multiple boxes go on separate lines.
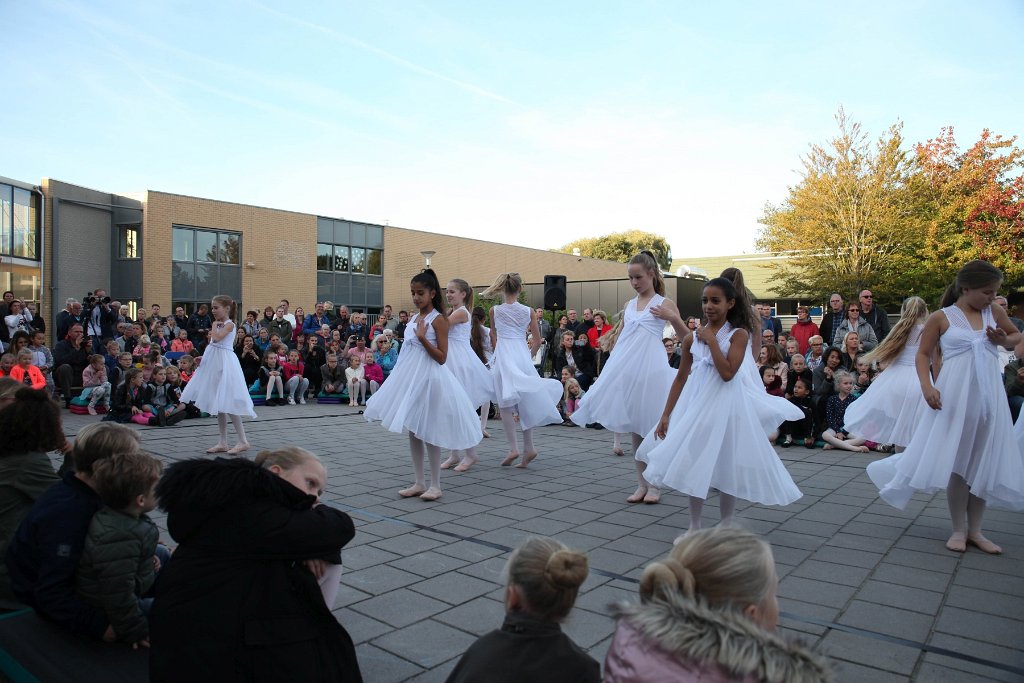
top-left (179, 322), bottom-right (257, 418)
top-left (570, 294), bottom-right (676, 435)
top-left (736, 337), bottom-right (805, 436)
top-left (489, 302), bottom-right (563, 430)
top-left (843, 325), bottom-right (927, 446)
top-left (867, 305), bottom-right (1024, 510)
top-left (445, 307), bottom-right (494, 407)
top-left (636, 324), bottom-right (802, 506)
top-left (364, 309), bottom-right (482, 449)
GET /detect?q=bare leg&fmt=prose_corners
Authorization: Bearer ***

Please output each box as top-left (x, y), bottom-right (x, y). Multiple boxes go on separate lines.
top-left (400, 433), bottom-right (427, 497)
top-left (500, 406), bottom-right (520, 465)
top-left (719, 492), bottom-right (736, 526)
top-left (207, 414), bottom-right (229, 453)
top-left (480, 402), bottom-right (490, 437)
top-left (518, 428), bottom-right (537, 468)
top-left (967, 492), bottom-right (1001, 554)
top-left (946, 473), bottom-right (969, 552)
top-left (227, 414), bottom-right (249, 453)
top-left (420, 442), bottom-right (443, 500)
top-left (634, 434), bottom-right (660, 503)
top-left (613, 432), bottom-right (624, 456)
top-left (821, 429), bottom-right (869, 452)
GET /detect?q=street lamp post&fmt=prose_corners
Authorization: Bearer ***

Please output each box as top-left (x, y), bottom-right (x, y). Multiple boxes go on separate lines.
top-left (420, 250), bottom-right (436, 268)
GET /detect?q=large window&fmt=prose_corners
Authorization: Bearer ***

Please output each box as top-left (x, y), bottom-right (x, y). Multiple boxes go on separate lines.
top-left (172, 226), bottom-right (242, 315)
top-left (118, 226), bottom-right (140, 258)
top-left (0, 183), bottom-right (40, 260)
top-left (316, 218), bottom-right (383, 309)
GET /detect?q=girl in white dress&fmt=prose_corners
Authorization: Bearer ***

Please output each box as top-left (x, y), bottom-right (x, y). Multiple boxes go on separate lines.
top-left (867, 260), bottom-right (1024, 554)
top-left (843, 297), bottom-right (929, 449)
top-left (364, 269), bottom-right (482, 501)
top-left (484, 273), bottom-right (563, 468)
top-left (180, 295), bottom-right (256, 454)
top-left (571, 251), bottom-right (686, 503)
top-left (439, 279), bottom-right (494, 472)
top-left (637, 278), bottom-right (802, 538)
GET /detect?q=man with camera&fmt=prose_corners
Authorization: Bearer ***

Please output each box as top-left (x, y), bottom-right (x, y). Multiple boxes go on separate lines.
top-left (83, 289), bottom-right (117, 350)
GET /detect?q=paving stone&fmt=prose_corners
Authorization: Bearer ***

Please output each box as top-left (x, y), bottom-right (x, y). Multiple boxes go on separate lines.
top-left (372, 619), bottom-right (478, 669)
top-left (954, 567), bottom-right (1024, 597)
top-left (350, 588), bottom-right (450, 628)
top-left (343, 564), bottom-right (423, 596)
top-left (870, 563), bottom-right (952, 593)
top-left (818, 630), bottom-right (919, 676)
top-left (838, 600), bottom-right (935, 642)
top-left (925, 632), bottom-right (1024, 683)
top-left (933, 606), bottom-right (1024, 651)
top-left (434, 596), bottom-right (506, 636)
top-left (388, 551), bottom-right (471, 578)
top-left (407, 572), bottom-right (497, 605)
top-left (855, 580), bottom-right (944, 615)
top-left (355, 643), bottom-right (425, 683)
top-left (779, 575), bottom-right (856, 609)
top-left (333, 608), bottom-right (393, 644)
top-left (791, 560), bottom-right (872, 587)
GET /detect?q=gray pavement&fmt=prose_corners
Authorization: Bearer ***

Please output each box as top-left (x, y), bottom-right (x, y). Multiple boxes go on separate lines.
top-left (60, 404), bottom-right (1024, 682)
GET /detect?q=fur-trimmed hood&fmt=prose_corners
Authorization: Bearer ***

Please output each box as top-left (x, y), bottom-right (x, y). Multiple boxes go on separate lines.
top-left (608, 591), bottom-right (833, 683)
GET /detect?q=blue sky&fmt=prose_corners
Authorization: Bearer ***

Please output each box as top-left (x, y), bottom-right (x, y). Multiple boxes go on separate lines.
top-left (2, 0), bottom-right (1022, 257)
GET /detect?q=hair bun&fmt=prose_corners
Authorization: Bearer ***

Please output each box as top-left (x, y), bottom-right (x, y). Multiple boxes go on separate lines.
top-left (544, 549), bottom-right (589, 589)
top-left (639, 558), bottom-right (696, 600)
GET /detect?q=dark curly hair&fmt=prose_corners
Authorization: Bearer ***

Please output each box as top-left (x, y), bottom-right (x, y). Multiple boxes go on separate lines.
top-left (0, 388), bottom-right (65, 454)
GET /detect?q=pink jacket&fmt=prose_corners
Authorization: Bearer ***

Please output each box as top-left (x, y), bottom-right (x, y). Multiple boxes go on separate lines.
top-left (82, 365), bottom-right (108, 388)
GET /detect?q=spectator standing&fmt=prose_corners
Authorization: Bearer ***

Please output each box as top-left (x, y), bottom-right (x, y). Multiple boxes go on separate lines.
top-left (25, 303), bottom-right (45, 335)
top-left (996, 295), bottom-right (1024, 332)
top-left (535, 308), bottom-right (552, 349)
top-left (565, 309), bottom-right (581, 335)
top-left (789, 305), bottom-right (820, 354)
top-left (586, 310), bottom-right (612, 349)
top-left (859, 289), bottom-right (891, 342)
top-left (265, 305), bottom-right (293, 348)
top-left (819, 293), bottom-right (846, 346)
top-left (303, 303), bottom-right (332, 335)
top-left (55, 299), bottom-right (85, 342)
top-left (757, 303), bottom-right (783, 343)
top-left (393, 310), bottom-right (408, 340)
top-left (578, 308), bottom-right (595, 336)
top-left (1003, 338), bottom-right (1023, 422)
top-left (833, 302), bottom-right (879, 351)
top-left (333, 305), bottom-right (352, 338)
top-left (186, 304), bottom-right (212, 352)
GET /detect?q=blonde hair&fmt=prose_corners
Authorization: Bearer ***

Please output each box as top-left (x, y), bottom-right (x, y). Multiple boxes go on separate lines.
top-left (507, 537), bottom-right (588, 622)
top-left (254, 446), bottom-right (321, 472)
top-left (482, 272), bottom-right (523, 298)
top-left (447, 278), bottom-right (474, 311)
top-left (72, 422), bottom-right (142, 475)
top-left (598, 316), bottom-right (625, 353)
top-left (629, 251), bottom-right (664, 295)
top-left (841, 331), bottom-right (860, 352)
top-left (138, 335), bottom-right (151, 345)
top-left (864, 296), bottom-right (928, 367)
top-left (563, 377), bottom-right (582, 403)
top-left (592, 309), bottom-right (608, 325)
top-left (833, 369), bottom-right (854, 386)
top-left (640, 527), bottom-right (774, 613)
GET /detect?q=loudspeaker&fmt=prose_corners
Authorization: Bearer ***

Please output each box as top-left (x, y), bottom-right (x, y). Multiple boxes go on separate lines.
top-left (543, 275), bottom-right (567, 310)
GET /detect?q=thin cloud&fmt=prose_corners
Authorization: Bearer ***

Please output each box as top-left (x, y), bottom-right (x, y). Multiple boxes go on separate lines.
top-left (247, 0), bottom-right (517, 106)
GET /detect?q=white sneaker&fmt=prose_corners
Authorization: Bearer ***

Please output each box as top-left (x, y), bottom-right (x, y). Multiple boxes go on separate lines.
top-left (287, 397), bottom-right (296, 405)
top-left (298, 396), bottom-right (306, 405)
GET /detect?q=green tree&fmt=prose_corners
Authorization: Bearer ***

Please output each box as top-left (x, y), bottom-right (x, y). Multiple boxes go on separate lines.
top-left (557, 230), bottom-right (672, 270)
top-left (757, 109), bottom-right (926, 306)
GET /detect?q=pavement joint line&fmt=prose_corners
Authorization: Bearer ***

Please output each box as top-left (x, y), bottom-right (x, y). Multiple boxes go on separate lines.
top-left (336, 501), bottom-right (1024, 678)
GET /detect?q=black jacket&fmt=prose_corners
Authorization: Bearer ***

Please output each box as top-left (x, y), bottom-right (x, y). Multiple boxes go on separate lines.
top-left (5, 473), bottom-right (109, 638)
top-left (53, 340), bottom-right (90, 382)
top-left (552, 345), bottom-right (596, 380)
top-left (186, 313), bottom-right (212, 345)
top-left (149, 458), bottom-right (361, 683)
top-left (106, 382), bottom-right (153, 422)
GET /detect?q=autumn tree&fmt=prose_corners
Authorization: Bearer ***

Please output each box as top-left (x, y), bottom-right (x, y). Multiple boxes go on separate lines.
top-left (757, 109), bottom-right (925, 306)
top-left (558, 230), bottom-right (672, 270)
top-left (914, 127), bottom-right (1024, 296)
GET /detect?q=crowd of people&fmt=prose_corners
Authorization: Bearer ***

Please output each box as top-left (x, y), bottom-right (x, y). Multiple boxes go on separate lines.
top-left (1, 258), bottom-right (1023, 681)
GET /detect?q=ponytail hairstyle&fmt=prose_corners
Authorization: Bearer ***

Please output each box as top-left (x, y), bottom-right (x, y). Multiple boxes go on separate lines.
top-left (411, 269), bottom-right (445, 314)
top-left (940, 260), bottom-right (1003, 308)
top-left (470, 306), bottom-right (488, 363)
top-left (212, 294), bottom-right (237, 321)
top-left (447, 279), bottom-right (474, 312)
top-left (506, 537), bottom-right (589, 622)
top-left (598, 313), bottom-right (625, 354)
top-left (482, 272), bottom-right (523, 299)
top-left (639, 527), bottom-right (775, 616)
top-left (703, 277), bottom-right (750, 333)
top-left (719, 267), bottom-right (759, 337)
top-left (864, 296), bottom-right (928, 367)
top-left (628, 251), bottom-right (665, 296)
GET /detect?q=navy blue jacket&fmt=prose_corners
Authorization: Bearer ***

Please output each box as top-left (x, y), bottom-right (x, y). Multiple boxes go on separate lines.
top-left (5, 472), bottom-right (109, 638)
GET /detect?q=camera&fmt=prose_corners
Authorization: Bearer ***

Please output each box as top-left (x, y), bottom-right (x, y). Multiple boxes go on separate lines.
top-left (83, 291), bottom-right (112, 306)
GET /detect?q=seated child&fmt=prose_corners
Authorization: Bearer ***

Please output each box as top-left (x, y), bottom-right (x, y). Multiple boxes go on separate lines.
top-left (447, 537), bottom-right (599, 683)
top-left (170, 329), bottom-right (194, 354)
top-left (563, 378), bottom-right (584, 420)
top-left (76, 452), bottom-right (164, 647)
top-left (320, 353), bottom-right (345, 395)
top-left (281, 349), bottom-right (309, 405)
top-left (363, 352), bottom-right (384, 396)
top-left (107, 368), bottom-right (154, 425)
top-left (0, 353), bottom-right (16, 377)
top-left (821, 370), bottom-right (869, 452)
top-left (176, 354), bottom-right (195, 384)
top-left (29, 331), bottom-right (56, 395)
top-left (113, 351), bottom-right (134, 389)
top-left (345, 355), bottom-right (365, 406)
top-left (132, 335), bottom-right (153, 359)
top-left (8, 349), bottom-right (47, 390)
top-left (779, 377), bottom-right (816, 448)
top-left (760, 364), bottom-right (783, 397)
top-left (854, 356), bottom-right (874, 396)
top-left (784, 353), bottom-right (813, 399)
top-left (259, 350), bottom-right (286, 406)
top-left (81, 354), bottom-right (112, 415)
top-left (103, 341), bottom-right (121, 375)
top-left (147, 366), bottom-right (187, 426)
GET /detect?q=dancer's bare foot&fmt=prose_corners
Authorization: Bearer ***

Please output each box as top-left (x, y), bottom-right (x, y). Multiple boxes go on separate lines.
top-left (643, 487), bottom-right (661, 504)
top-left (399, 484), bottom-right (427, 498)
top-left (440, 455), bottom-right (461, 470)
top-left (822, 444), bottom-right (835, 450)
top-left (516, 452), bottom-right (537, 469)
top-left (454, 455), bottom-right (477, 472)
top-left (501, 452), bottom-right (521, 466)
top-left (206, 444), bottom-right (229, 454)
top-left (945, 532), bottom-right (967, 553)
top-left (419, 487), bottom-right (443, 501)
top-left (967, 534), bottom-right (1003, 554)
top-left (855, 445), bottom-right (870, 453)
top-left (482, 430), bottom-right (490, 438)
top-left (227, 443), bottom-right (250, 455)
top-left (612, 447), bottom-right (625, 456)
top-left (627, 486), bottom-right (648, 503)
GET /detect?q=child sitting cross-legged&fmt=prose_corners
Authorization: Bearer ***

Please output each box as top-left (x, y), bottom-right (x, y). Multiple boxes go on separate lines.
top-left (147, 365), bottom-right (188, 426)
top-left (320, 353), bottom-right (345, 395)
top-left (76, 451), bottom-right (167, 649)
top-left (821, 370), bottom-right (869, 452)
top-left (82, 354), bottom-right (112, 415)
top-left (447, 537), bottom-right (600, 683)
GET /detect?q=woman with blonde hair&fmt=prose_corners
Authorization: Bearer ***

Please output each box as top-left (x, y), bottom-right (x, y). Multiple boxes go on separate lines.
top-left (605, 527), bottom-right (832, 682)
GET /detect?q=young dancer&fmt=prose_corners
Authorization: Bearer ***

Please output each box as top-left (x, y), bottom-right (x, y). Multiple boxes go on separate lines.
top-left (364, 269), bottom-right (482, 500)
top-left (843, 296), bottom-right (928, 450)
top-left (637, 278), bottom-right (802, 539)
top-left (179, 295), bottom-right (256, 454)
top-left (868, 261), bottom-right (1023, 553)
top-left (484, 273), bottom-right (563, 468)
top-left (571, 252), bottom-right (684, 502)
top-left (439, 279), bottom-right (493, 472)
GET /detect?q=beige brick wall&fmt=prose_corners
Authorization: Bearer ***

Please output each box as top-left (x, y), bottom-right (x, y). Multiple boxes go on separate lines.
top-left (382, 226), bottom-right (628, 308)
top-left (142, 192), bottom-right (317, 315)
